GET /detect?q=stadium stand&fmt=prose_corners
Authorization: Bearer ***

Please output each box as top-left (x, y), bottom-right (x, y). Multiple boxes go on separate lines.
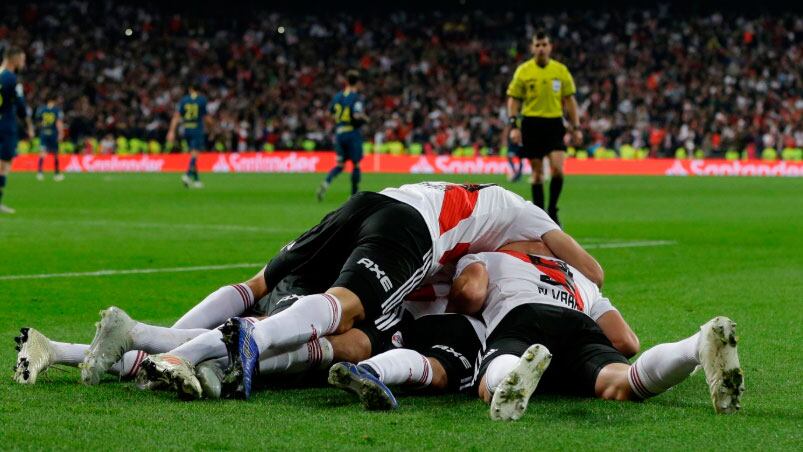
top-left (1, 2), bottom-right (801, 157)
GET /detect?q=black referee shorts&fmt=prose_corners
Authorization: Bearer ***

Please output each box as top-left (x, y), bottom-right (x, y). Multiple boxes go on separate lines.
top-left (263, 192), bottom-right (433, 332)
top-left (520, 117), bottom-right (566, 160)
top-left (476, 304), bottom-right (628, 397)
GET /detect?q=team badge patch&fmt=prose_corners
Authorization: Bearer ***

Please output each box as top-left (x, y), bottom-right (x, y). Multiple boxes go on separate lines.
top-left (552, 79), bottom-right (561, 93)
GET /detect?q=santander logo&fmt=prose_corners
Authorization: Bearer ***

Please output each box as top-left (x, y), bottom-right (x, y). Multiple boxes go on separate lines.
top-left (226, 152), bottom-right (320, 173)
top-left (666, 160), bottom-right (803, 177)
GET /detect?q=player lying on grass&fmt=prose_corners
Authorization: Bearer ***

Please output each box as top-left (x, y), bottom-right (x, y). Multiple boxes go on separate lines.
top-left (326, 241), bottom-right (635, 410)
top-left (329, 244), bottom-right (744, 418)
top-left (460, 250), bottom-right (743, 420)
top-left (139, 182), bottom-right (604, 399)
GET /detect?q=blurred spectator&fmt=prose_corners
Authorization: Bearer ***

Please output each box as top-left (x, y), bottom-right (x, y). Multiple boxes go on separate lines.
top-left (0, 2), bottom-right (800, 156)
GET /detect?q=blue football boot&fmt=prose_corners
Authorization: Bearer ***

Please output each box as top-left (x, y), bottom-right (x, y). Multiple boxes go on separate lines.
top-left (220, 318), bottom-right (260, 400)
top-left (328, 362), bottom-right (398, 410)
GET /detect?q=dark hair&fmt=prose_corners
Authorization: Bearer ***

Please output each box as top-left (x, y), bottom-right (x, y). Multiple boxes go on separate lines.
top-left (346, 69), bottom-right (360, 85)
top-left (3, 46), bottom-right (24, 59)
top-left (187, 80), bottom-right (200, 91)
top-left (533, 30), bottom-right (550, 42)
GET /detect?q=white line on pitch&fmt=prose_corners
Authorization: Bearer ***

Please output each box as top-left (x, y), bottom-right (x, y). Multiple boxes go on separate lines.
top-left (0, 262), bottom-right (263, 281)
top-left (582, 240), bottom-right (677, 249)
top-left (0, 218), bottom-right (297, 234)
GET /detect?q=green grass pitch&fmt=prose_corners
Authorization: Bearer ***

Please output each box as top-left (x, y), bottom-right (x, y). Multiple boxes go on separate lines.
top-left (1, 172), bottom-right (801, 450)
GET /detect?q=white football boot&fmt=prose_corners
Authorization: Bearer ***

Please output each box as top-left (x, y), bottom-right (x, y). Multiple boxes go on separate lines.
top-left (0, 204), bottom-right (16, 214)
top-left (181, 174), bottom-right (192, 187)
top-left (80, 307), bottom-right (136, 385)
top-left (698, 316), bottom-right (744, 414)
top-left (36, 173), bottom-right (45, 181)
top-left (489, 344), bottom-right (552, 421)
top-left (53, 174), bottom-right (65, 182)
top-left (140, 353), bottom-right (202, 400)
top-left (14, 328), bottom-right (56, 384)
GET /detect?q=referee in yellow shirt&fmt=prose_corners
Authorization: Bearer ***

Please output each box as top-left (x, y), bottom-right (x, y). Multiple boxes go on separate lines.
top-left (507, 30), bottom-right (582, 225)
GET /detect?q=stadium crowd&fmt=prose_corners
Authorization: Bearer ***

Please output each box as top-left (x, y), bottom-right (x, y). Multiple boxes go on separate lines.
top-left (1, 1), bottom-right (801, 157)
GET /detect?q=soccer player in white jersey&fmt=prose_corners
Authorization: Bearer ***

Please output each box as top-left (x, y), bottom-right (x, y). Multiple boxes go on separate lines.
top-left (450, 250), bottom-right (744, 420)
top-left (140, 182), bottom-right (604, 399)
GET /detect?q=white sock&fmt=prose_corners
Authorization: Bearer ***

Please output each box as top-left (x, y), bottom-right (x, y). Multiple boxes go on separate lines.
top-left (110, 350), bottom-right (148, 378)
top-left (258, 338), bottom-right (334, 375)
top-left (48, 341), bottom-right (145, 380)
top-left (484, 354), bottom-right (520, 395)
top-left (172, 284), bottom-right (254, 329)
top-left (49, 341), bottom-right (88, 365)
top-left (130, 323), bottom-right (209, 354)
top-left (628, 332), bottom-right (700, 399)
top-left (359, 348), bottom-right (433, 387)
top-left (170, 329), bottom-right (227, 365)
top-left (251, 293), bottom-right (342, 353)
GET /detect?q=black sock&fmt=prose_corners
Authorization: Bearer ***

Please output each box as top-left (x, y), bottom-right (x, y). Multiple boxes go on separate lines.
top-left (549, 176), bottom-right (564, 212)
top-left (54, 156), bottom-right (60, 174)
top-left (37, 157), bottom-right (44, 173)
top-left (0, 175), bottom-right (5, 204)
top-left (351, 166), bottom-right (361, 195)
top-left (531, 183), bottom-right (544, 208)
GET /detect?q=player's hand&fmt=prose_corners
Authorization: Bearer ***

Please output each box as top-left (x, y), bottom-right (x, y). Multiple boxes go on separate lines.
top-left (166, 131), bottom-right (175, 147)
top-left (509, 128), bottom-right (522, 146)
top-left (27, 127), bottom-right (35, 139)
top-left (572, 129), bottom-right (583, 146)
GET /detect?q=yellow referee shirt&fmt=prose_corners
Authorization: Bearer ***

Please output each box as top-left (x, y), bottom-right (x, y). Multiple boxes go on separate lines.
top-left (507, 59), bottom-right (576, 118)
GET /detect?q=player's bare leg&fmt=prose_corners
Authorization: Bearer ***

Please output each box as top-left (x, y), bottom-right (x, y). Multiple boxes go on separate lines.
top-left (528, 157), bottom-right (545, 209)
top-left (546, 150), bottom-right (566, 225)
top-left (595, 316), bottom-right (744, 414)
top-left (36, 151), bottom-right (46, 180)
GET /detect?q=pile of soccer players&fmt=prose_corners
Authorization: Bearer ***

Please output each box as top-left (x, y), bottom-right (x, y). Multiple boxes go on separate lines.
top-left (14, 182), bottom-right (744, 419)
top-left (1, 2), bottom-right (800, 156)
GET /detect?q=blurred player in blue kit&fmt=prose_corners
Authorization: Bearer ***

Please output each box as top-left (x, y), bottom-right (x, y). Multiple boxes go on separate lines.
top-left (35, 96), bottom-right (65, 181)
top-left (0, 46), bottom-right (34, 214)
top-left (317, 70), bottom-right (368, 201)
top-left (167, 83), bottom-right (210, 188)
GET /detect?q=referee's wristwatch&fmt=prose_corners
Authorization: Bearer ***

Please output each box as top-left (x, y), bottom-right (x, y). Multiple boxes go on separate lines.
top-left (508, 116), bottom-right (518, 128)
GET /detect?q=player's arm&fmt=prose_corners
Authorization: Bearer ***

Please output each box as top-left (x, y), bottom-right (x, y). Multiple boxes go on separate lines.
top-left (447, 262), bottom-right (489, 316)
top-left (541, 229), bottom-right (604, 288)
top-left (56, 111), bottom-right (65, 141)
top-left (596, 309), bottom-right (639, 358)
top-left (166, 111), bottom-right (181, 145)
top-left (506, 97), bottom-right (522, 145)
top-left (15, 85), bottom-right (34, 138)
top-left (561, 68), bottom-right (581, 145)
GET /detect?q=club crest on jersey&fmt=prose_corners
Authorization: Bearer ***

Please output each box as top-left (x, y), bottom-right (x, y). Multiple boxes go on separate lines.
top-left (357, 258), bottom-right (393, 292)
top-left (391, 331), bottom-right (404, 348)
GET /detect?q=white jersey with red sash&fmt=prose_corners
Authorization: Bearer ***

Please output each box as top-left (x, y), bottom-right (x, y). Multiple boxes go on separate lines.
top-left (380, 182), bottom-right (560, 280)
top-left (455, 251), bottom-right (617, 335)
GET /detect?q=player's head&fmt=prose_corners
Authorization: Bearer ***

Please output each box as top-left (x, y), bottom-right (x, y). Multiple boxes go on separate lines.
top-left (531, 30), bottom-right (551, 64)
top-left (187, 81), bottom-right (200, 95)
top-left (345, 70), bottom-right (361, 89)
top-left (2, 46), bottom-right (26, 71)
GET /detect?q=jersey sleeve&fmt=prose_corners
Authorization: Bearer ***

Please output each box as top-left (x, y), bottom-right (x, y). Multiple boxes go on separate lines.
top-left (200, 98), bottom-right (208, 116)
top-left (455, 253), bottom-right (488, 277)
top-left (15, 84), bottom-right (28, 117)
top-left (506, 66), bottom-right (525, 99)
top-left (517, 203), bottom-right (561, 238)
top-left (589, 295), bottom-right (617, 321)
top-left (561, 66), bottom-right (576, 97)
